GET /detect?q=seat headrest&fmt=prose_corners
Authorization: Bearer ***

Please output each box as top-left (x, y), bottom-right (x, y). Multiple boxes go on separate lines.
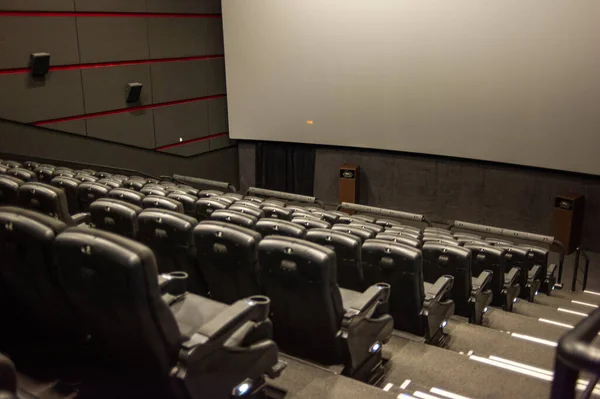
top-left (291, 217), bottom-right (331, 230)
top-left (121, 178), bottom-right (145, 191)
top-left (108, 187), bottom-right (145, 206)
top-left (198, 189), bottom-right (224, 198)
top-left (176, 185), bottom-right (199, 197)
top-left (308, 210), bottom-right (339, 224)
top-left (464, 244), bottom-right (505, 262)
top-left (166, 192), bottom-right (197, 214)
top-left (194, 220), bottom-right (262, 263)
top-left (348, 222), bottom-right (384, 233)
top-left (331, 224), bottom-right (373, 241)
top-left (96, 178), bottom-right (121, 189)
top-left (375, 219), bottom-right (402, 228)
top-left (362, 238), bottom-right (422, 271)
top-left (76, 182), bottom-right (110, 209)
top-left (0, 177), bottom-right (23, 205)
top-left (140, 187), bottom-right (166, 197)
top-left (139, 209), bottom-right (198, 247)
top-left (50, 176), bottom-right (80, 189)
top-left (18, 182), bottom-right (71, 221)
top-left (210, 209), bottom-right (257, 228)
top-left (228, 204), bottom-right (264, 219)
top-left (90, 198), bottom-right (143, 237)
top-left (258, 236), bottom-right (337, 284)
top-left (2, 161), bottom-right (22, 169)
top-left (0, 205), bottom-right (68, 236)
top-left (7, 168), bottom-right (37, 182)
top-left (422, 242), bottom-right (471, 265)
top-left (195, 198), bottom-right (228, 219)
top-left (142, 195), bottom-right (184, 213)
top-left (74, 174), bottom-right (99, 183)
top-left (221, 193), bottom-right (244, 201)
top-left (375, 233), bottom-right (421, 248)
top-left (352, 214), bottom-right (376, 223)
top-left (255, 218), bottom-right (307, 238)
top-left (495, 243), bottom-right (529, 258)
top-left (244, 196), bottom-right (265, 204)
top-left (24, 161), bottom-right (40, 170)
top-left (261, 205), bottom-right (293, 220)
top-left (305, 228), bottom-right (361, 257)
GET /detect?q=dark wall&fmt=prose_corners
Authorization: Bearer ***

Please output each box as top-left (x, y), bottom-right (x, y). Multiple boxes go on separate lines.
top-left (239, 141), bottom-right (600, 251)
top-left (0, 0), bottom-right (231, 157)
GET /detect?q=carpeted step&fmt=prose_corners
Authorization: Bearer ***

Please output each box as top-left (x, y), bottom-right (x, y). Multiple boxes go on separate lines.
top-left (483, 307), bottom-right (572, 339)
top-left (512, 299), bottom-right (587, 324)
top-left (534, 292), bottom-right (598, 314)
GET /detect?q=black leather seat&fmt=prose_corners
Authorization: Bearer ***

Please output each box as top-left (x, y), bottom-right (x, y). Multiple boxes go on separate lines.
top-left (176, 185), bottom-right (199, 197)
top-left (229, 204), bottom-right (264, 220)
top-left (97, 178), bottom-right (121, 189)
top-left (375, 233), bottom-right (421, 248)
top-left (232, 200), bottom-right (261, 209)
top-left (167, 192), bottom-right (197, 216)
top-left (6, 168), bottom-right (37, 182)
top-left (215, 196), bottom-right (235, 206)
top-left (18, 182), bottom-right (89, 226)
top-left (77, 182), bottom-right (110, 212)
top-left (108, 187), bottom-right (146, 207)
top-left (454, 233), bottom-right (482, 240)
top-left (50, 176), bottom-right (81, 214)
top-left (362, 239), bottom-right (454, 343)
top-left (221, 193), bottom-right (244, 201)
top-left (23, 161), bottom-right (40, 170)
top-left (486, 238), bottom-right (514, 246)
top-left (53, 169), bottom-right (76, 179)
top-left (0, 177), bottom-right (23, 206)
top-left (465, 244), bottom-right (520, 311)
top-left (244, 196), bottom-right (265, 204)
top-left (54, 227), bottom-right (282, 399)
top-left (422, 242), bottom-right (492, 325)
top-left (0, 207), bottom-right (83, 367)
top-left (457, 238), bottom-right (491, 247)
top-left (424, 227), bottom-right (453, 236)
top-left (1, 161), bottom-right (21, 169)
top-left (307, 210), bottom-right (339, 225)
top-left (255, 219), bottom-right (307, 239)
top-left (348, 222), bottom-right (384, 234)
top-left (195, 198), bottom-right (228, 220)
top-left (194, 221), bottom-right (262, 304)
top-left (90, 198), bottom-right (143, 238)
top-left (495, 244), bottom-right (540, 302)
top-left (261, 198), bottom-right (286, 207)
top-left (331, 224), bottom-right (374, 242)
top-left (352, 215), bottom-right (376, 224)
top-left (211, 209), bottom-right (258, 229)
top-left (74, 173), bottom-right (99, 183)
top-left (423, 235), bottom-right (460, 246)
top-left (121, 178), bottom-right (145, 191)
top-left (383, 229), bottom-right (422, 240)
top-left (375, 219), bottom-right (402, 228)
top-left (291, 210), bottom-right (323, 221)
top-left (518, 244), bottom-right (556, 295)
top-left (291, 217), bottom-right (331, 230)
top-left (305, 228), bottom-right (364, 291)
top-left (0, 353), bottom-right (17, 399)
top-left (261, 204), bottom-right (293, 220)
top-left (34, 166), bottom-right (56, 183)
top-left (198, 189), bottom-right (223, 198)
top-left (138, 209), bottom-right (206, 295)
top-left (140, 186), bottom-right (167, 197)
top-left (142, 195), bottom-right (184, 213)
top-left (94, 171), bottom-right (112, 179)
top-left (386, 226), bottom-right (422, 236)
top-left (257, 236), bottom-right (393, 381)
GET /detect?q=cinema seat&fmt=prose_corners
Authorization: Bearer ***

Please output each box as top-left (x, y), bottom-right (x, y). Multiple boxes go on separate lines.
top-left (23, 161), bottom-right (40, 171)
top-left (0, 176), bottom-right (22, 206)
top-left (50, 176), bottom-right (81, 214)
top-left (221, 193), bottom-right (244, 201)
top-left (305, 229), bottom-right (365, 292)
top-left (257, 236), bottom-right (393, 382)
top-left (229, 204), bottom-right (265, 219)
top-left (422, 243), bottom-right (492, 324)
top-left (422, 235), bottom-right (460, 246)
top-left (347, 222), bottom-right (384, 234)
top-left (261, 204), bottom-right (293, 220)
top-left (140, 186), bottom-right (167, 197)
top-left (243, 196), bottom-right (264, 204)
top-left (495, 244), bottom-right (541, 302)
top-left (374, 219), bottom-right (402, 228)
top-left (255, 219), bottom-right (307, 239)
top-left (194, 221), bottom-right (262, 304)
top-left (142, 195), bottom-right (184, 213)
top-left (195, 198), bottom-right (228, 220)
top-left (34, 166), bottom-right (56, 183)
top-left (1, 161), bottom-right (21, 169)
top-left (74, 173), bottom-right (99, 184)
top-left (90, 198), bottom-right (143, 238)
top-left (361, 239), bottom-right (454, 343)
top-left (211, 209), bottom-right (258, 228)
top-left (331, 224), bottom-right (374, 242)
top-left (198, 189), bottom-right (223, 198)
top-left (375, 233), bottom-right (421, 249)
top-left (76, 182), bottom-right (110, 212)
top-left (385, 226), bottom-right (422, 237)
top-left (121, 178), bottom-right (145, 191)
top-left (232, 200), bottom-right (261, 209)
top-left (6, 168), bottom-right (37, 182)
top-left (97, 178), bottom-right (121, 189)
top-left (518, 244), bottom-right (557, 295)
top-left (167, 192), bottom-right (197, 217)
top-left (18, 182), bottom-right (90, 226)
top-left (291, 217), bottom-right (331, 230)
top-left (107, 187), bottom-right (145, 207)
top-left (383, 229), bottom-right (422, 240)
top-left (54, 227), bottom-right (283, 399)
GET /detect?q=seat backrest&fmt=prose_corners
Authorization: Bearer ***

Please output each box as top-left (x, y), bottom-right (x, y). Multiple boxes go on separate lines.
top-left (24, 161), bottom-right (40, 170)
top-left (34, 166), bottom-right (56, 183)
top-left (465, 244), bottom-right (506, 296)
top-left (54, 227), bottom-right (181, 378)
top-left (291, 217), bottom-right (331, 230)
top-left (423, 236), bottom-right (460, 246)
top-left (255, 219), bottom-right (307, 238)
top-left (94, 171), bottom-right (112, 179)
top-left (518, 244), bottom-right (548, 279)
top-left (2, 161), bottom-right (22, 169)
top-left (331, 224), bottom-right (374, 242)
top-left (261, 205), bottom-right (293, 220)
top-left (486, 238), bottom-right (514, 246)
top-left (422, 242), bottom-right (472, 316)
top-left (375, 233), bottom-right (421, 248)
top-left (424, 227), bottom-right (453, 236)
top-left (142, 195), bottom-right (184, 213)
top-left (194, 221), bottom-right (262, 303)
top-left (292, 210), bottom-right (323, 221)
top-left (257, 236), bottom-right (344, 364)
top-left (262, 198), bottom-right (286, 207)
top-left (229, 204), bottom-right (264, 219)
top-left (232, 200), bottom-right (261, 209)
top-left (198, 189), bottom-right (223, 198)
top-left (74, 173), bottom-right (99, 183)
top-left (121, 178), bottom-right (145, 191)
top-left (348, 222), bottom-right (384, 234)
top-left (18, 182), bottom-right (74, 224)
top-left (0, 177), bottom-right (23, 206)
top-left (108, 187), bottom-right (146, 207)
top-left (52, 169), bottom-right (76, 179)
top-left (244, 196), bottom-right (264, 204)
top-left (221, 193), bottom-right (244, 201)
top-left (79, 169), bottom-right (97, 176)
top-left (97, 178), bottom-right (121, 189)
top-left (353, 214), bottom-right (376, 223)
top-left (90, 198), bottom-right (143, 238)
top-left (176, 185), bottom-right (199, 197)
top-left (50, 176), bottom-right (81, 214)
top-left (383, 228), bottom-right (422, 240)
top-left (362, 239), bottom-right (425, 334)
top-left (6, 168), bottom-right (37, 182)
top-left (211, 209), bottom-right (258, 229)
top-left (375, 219), bottom-right (402, 228)
top-left (305, 228), bottom-right (364, 291)
top-left (310, 210), bottom-right (339, 225)
top-left (453, 233), bottom-right (482, 240)
top-left (0, 207), bottom-right (81, 342)
top-left (215, 196), bottom-right (235, 206)
top-left (195, 198), bottom-right (228, 220)
top-left (77, 182), bottom-right (110, 212)
top-left (138, 209), bottom-right (204, 294)
top-left (140, 187), bottom-right (167, 197)
top-left (386, 226), bottom-right (422, 236)
top-left (167, 192), bottom-right (197, 216)
top-left (495, 244), bottom-right (532, 278)
top-left (457, 238), bottom-right (491, 247)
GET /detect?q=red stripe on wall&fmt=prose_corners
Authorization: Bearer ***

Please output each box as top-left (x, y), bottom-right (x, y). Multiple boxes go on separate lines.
top-left (0, 55), bottom-right (225, 75)
top-left (155, 132), bottom-right (229, 151)
top-left (0, 11), bottom-right (221, 18)
top-left (33, 94), bottom-right (226, 125)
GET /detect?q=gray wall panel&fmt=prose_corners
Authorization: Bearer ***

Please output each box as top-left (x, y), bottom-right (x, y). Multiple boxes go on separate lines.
top-left (0, 0), bottom-right (74, 11)
top-left (82, 64), bottom-right (153, 114)
top-left (209, 135), bottom-right (232, 151)
top-left (207, 97), bottom-right (228, 134)
top-left (206, 18), bottom-right (224, 55)
top-left (74, 0), bottom-right (147, 12)
top-left (0, 71), bottom-right (84, 122)
top-left (151, 60), bottom-right (208, 103)
top-left (149, 18), bottom-right (208, 59)
top-left (153, 101), bottom-right (209, 147)
top-left (0, 16), bottom-right (79, 69)
top-left (146, 0), bottom-right (221, 14)
top-left (237, 141), bottom-right (256, 192)
top-left (206, 58), bottom-right (226, 95)
top-left (86, 111), bottom-right (155, 149)
top-left (43, 120), bottom-right (87, 136)
top-left (77, 17), bottom-right (149, 64)
top-left (159, 140), bottom-right (209, 157)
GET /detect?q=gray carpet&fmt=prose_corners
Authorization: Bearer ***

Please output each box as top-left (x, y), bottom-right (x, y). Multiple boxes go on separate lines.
top-left (534, 292), bottom-right (597, 314)
top-left (483, 307), bottom-right (571, 339)
top-left (512, 299), bottom-right (587, 325)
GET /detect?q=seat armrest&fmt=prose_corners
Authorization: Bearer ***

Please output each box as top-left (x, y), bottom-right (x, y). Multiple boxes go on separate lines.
top-left (72, 212), bottom-right (91, 224)
top-left (504, 267), bottom-right (519, 288)
top-left (472, 270), bottom-right (493, 295)
top-left (528, 264), bottom-right (542, 282)
top-left (341, 284), bottom-right (390, 320)
top-left (547, 263), bottom-right (558, 279)
top-left (424, 275), bottom-right (454, 307)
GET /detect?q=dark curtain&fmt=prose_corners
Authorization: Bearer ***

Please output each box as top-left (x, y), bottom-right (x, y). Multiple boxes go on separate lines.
top-left (255, 142), bottom-right (316, 195)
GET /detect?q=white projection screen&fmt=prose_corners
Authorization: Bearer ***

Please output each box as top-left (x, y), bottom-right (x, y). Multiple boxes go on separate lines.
top-left (222, 0), bottom-right (600, 175)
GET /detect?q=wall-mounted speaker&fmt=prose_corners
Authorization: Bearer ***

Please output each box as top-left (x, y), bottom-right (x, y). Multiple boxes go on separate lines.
top-left (30, 53), bottom-right (51, 77)
top-left (126, 82), bottom-right (143, 103)
top-left (339, 164), bottom-right (360, 214)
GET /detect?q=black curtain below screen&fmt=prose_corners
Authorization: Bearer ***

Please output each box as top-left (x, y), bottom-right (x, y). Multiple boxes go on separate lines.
top-left (255, 142), bottom-right (316, 196)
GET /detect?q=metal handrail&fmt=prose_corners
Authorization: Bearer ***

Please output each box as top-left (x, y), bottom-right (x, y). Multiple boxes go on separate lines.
top-left (245, 187), bottom-right (324, 207)
top-left (551, 307), bottom-right (600, 399)
top-left (172, 174), bottom-right (237, 192)
top-left (572, 247), bottom-right (591, 292)
top-left (335, 203), bottom-right (432, 227)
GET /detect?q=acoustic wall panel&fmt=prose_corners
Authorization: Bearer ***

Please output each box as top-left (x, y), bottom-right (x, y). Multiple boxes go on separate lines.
top-left (153, 101), bottom-right (209, 147)
top-left (43, 120), bottom-right (87, 136)
top-left (146, 0), bottom-right (221, 14)
top-left (148, 18), bottom-right (208, 59)
top-left (151, 60), bottom-right (208, 103)
top-left (159, 141), bottom-right (210, 157)
top-left (207, 97), bottom-right (228, 134)
top-left (81, 64), bottom-right (153, 114)
top-left (77, 17), bottom-right (149, 64)
top-left (210, 135), bottom-right (233, 151)
top-left (206, 18), bottom-right (224, 55)
top-left (0, 0), bottom-right (74, 11)
top-left (86, 111), bottom-right (155, 149)
top-left (0, 16), bottom-right (79, 69)
top-left (0, 71), bottom-right (84, 122)
top-left (73, 0), bottom-right (147, 12)
top-left (206, 58), bottom-right (226, 96)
